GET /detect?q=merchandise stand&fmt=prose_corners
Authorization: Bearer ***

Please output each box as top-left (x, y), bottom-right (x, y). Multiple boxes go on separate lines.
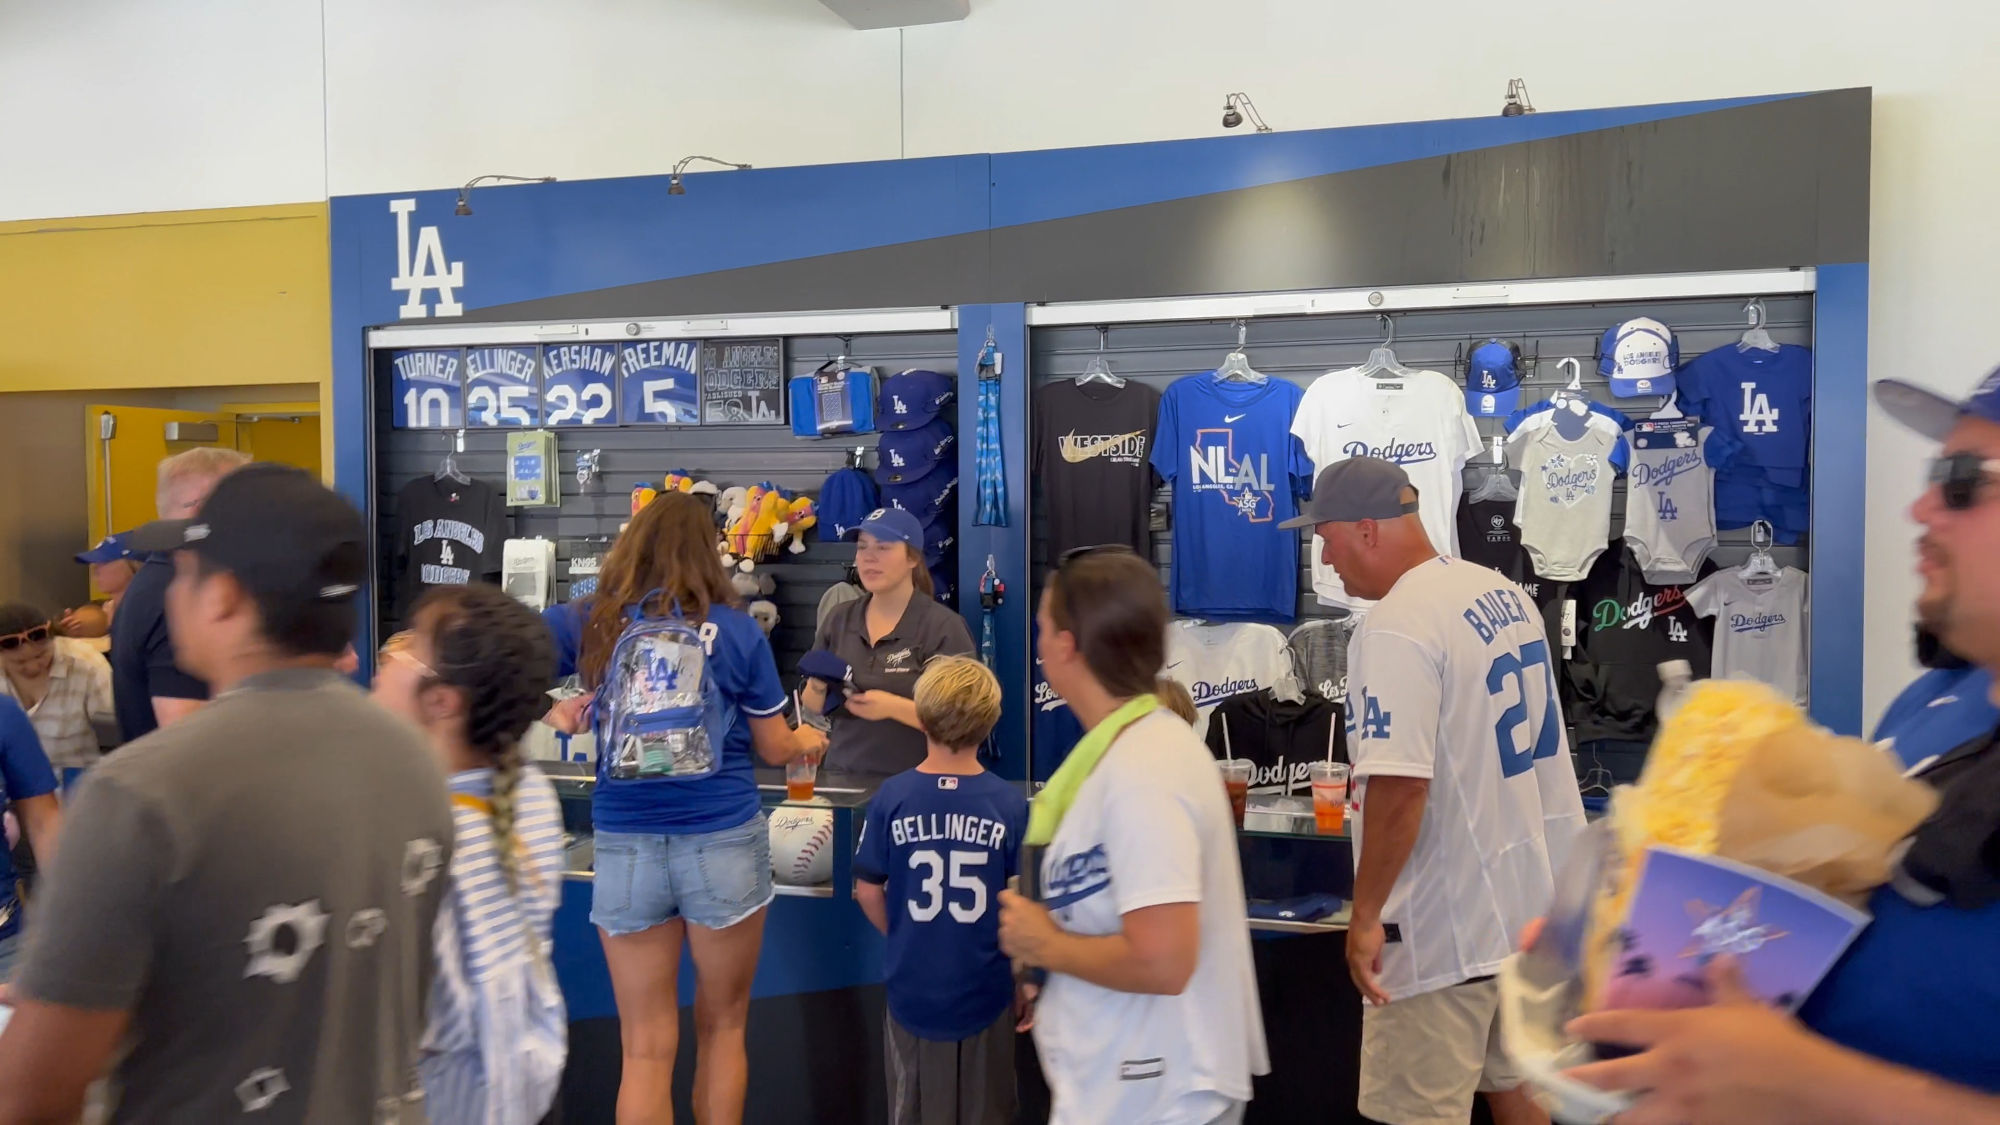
top-left (331, 90), bottom-right (1871, 1124)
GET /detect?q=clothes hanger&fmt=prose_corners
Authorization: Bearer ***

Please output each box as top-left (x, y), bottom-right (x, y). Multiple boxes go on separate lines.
top-left (1077, 326), bottom-right (1125, 387)
top-left (1650, 390), bottom-right (1688, 421)
top-left (435, 429), bottom-right (470, 484)
top-left (1549, 358), bottom-right (1589, 412)
top-left (1212, 320), bottom-right (1267, 384)
top-left (1739, 520), bottom-right (1782, 579)
top-left (1737, 298), bottom-right (1780, 353)
top-left (1353, 314), bottom-right (1415, 380)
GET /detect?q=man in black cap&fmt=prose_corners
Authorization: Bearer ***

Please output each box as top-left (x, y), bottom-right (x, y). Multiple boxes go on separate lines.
top-left (1282, 457), bottom-right (1581, 1125)
top-left (0, 464), bottom-right (453, 1124)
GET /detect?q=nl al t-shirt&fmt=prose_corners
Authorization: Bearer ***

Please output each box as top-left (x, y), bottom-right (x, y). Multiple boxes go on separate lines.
top-left (1150, 375), bottom-right (1312, 621)
top-left (1033, 380), bottom-right (1161, 559)
top-left (1290, 368), bottom-right (1481, 611)
top-left (394, 476), bottom-right (509, 621)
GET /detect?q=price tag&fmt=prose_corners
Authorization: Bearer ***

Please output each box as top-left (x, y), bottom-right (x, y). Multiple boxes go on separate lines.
top-left (619, 341), bottom-right (702, 425)
top-left (389, 348), bottom-right (464, 429)
top-left (463, 346), bottom-right (541, 428)
top-left (541, 343), bottom-right (619, 427)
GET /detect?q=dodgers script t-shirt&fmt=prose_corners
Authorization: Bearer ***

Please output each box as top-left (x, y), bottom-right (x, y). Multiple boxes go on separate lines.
top-left (1346, 556), bottom-right (1585, 999)
top-left (1033, 380), bottom-right (1161, 559)
top-left (1202, 690), bottom-right (1344, 797)
top-left (394, 476), bottom-right (509, 622)
top-left (1291, 368), bottom-right (1481, 610)
top-left (1564, 546), bottom-right (1715, 742)
top-left (1687, 567), bottom-right (1810, 704)
top-left (1163, 620), bottom-right (1298, 742)
top-left (854, 769), bottom-right (1028, 1042)
top-left (1150, 375), bottom-right (1312, 620)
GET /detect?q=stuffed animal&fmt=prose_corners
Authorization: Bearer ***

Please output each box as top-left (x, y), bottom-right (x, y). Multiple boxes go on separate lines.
top-left (743, 488), bottom-right (790, 570)
top-left (729, 569), bottom-right (775, 600)
top-left (748, 599), bottom-right (780, 634)
top-left (775, 496), bottom-right (819, 555)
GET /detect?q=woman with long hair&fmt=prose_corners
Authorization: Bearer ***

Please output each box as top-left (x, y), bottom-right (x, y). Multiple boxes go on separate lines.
top-left (803, 507), bottom-right (974, 776)
top-left (997, 547), bottom-right (1268, 1125)
top-left (544, 491), bottom-right (827, 1125)
top-left (373, 583), bottom-right (567, 1125)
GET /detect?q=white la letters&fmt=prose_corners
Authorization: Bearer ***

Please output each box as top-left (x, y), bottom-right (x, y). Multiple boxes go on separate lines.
top-left (390, 199), bottom-right (465, 319)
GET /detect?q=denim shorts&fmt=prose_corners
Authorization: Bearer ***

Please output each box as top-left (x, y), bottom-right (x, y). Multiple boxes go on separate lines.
top-left (591, 814), bottom-right (774, 934)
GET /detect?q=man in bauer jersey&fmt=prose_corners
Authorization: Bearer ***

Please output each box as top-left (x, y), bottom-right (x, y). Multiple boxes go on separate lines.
top-left (1281, 457), bottom-right (1584, 1125)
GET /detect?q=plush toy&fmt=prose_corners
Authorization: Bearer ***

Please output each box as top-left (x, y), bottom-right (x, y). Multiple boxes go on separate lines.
top-left (729, 569), bottom-right (775, 600)
top-left (748, 599), bottom-right (780, 634)
top-left (741, 488), bottom-right (790, 570)
top-left (662, 470), bottom-right (697, 494)
top-left (775, 496), bottom-right (819, 555)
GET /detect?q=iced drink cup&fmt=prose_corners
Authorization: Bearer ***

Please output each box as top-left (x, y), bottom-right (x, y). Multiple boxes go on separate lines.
top-left (1309, 761), bottom-right (1350, 835)
top-left (1219, 759), bottom-right (1252, 828)
top-left (786, 757), bottom-right (818, 802)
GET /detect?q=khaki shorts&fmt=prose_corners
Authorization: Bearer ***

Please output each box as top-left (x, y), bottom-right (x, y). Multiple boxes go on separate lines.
top-left (1358, 976), bottom-right (1523, 1125)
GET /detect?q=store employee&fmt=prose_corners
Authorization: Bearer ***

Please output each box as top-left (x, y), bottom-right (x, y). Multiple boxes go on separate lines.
top-left (804, 508), bottom-right (974, 776)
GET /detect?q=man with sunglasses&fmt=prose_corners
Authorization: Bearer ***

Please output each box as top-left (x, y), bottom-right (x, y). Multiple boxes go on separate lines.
top-left (1558, 368), bottom-right (2000, 1123)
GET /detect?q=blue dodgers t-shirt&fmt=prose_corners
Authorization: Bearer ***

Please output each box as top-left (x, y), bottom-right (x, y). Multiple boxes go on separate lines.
top-left (1675, 345), bottom-right (1813, 489)
top-left (544, 600), bottom-right (788, 835)
top-left (1149, 375), bottom-right (1312, 620)
top-left (854, 768), bottom-right (1028, 1041)
top-left (0, 697), bottom-right (58, 940)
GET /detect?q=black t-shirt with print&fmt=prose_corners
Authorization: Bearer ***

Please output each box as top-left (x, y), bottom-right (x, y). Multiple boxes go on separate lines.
top-left (393, 476), bottom-right (509, 623)
top-left (1032, 380), bottom-right (1161, 560)
top-left (1201, 689), bottom-right (1345, 797)
top-left (1457, 495), bottom-right (1529, 582)
top-left (1565, 545), bottom-right (1717, 741)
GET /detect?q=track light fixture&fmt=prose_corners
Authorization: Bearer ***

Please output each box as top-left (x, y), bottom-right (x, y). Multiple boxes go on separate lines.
top-left (1221, 92), bottom-right (1272, 133)
top-left (667, 155), bottom-right (755, 198)
top-left (453, 174), bottom-right (556, 216)
top-left (1501, 78), bottom-right (1536, 117)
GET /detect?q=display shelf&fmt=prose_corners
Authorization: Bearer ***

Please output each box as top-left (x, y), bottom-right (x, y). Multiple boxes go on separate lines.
top-left (1240, 826), bottom-right (1349, 842)
top-left (773, 883), bottom-right (836, 899)
top-left (1247, 904), bottom-right (1352, 934)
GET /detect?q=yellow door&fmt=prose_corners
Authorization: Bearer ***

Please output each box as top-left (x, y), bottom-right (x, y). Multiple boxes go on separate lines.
top-left (84, 405), bottom-right (237, 544)
top-left (224, 402), bottom-right (322, 476)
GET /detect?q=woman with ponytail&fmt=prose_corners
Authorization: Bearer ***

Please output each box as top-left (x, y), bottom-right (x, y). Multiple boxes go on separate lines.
top-left (373, 583), bottom-right (568, 1125)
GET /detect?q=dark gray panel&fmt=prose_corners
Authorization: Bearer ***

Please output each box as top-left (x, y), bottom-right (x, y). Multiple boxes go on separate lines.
top-left (373, 332), bottom-right (959, 677)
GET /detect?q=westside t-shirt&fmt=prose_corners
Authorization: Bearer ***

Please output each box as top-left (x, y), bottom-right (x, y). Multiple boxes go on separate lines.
top-left (394, 476), bottom-right (509, 622)
top-left (854, 769), bottom-right (1029, 1041)
top-left (1033, 380), bottom-right (1161, 559)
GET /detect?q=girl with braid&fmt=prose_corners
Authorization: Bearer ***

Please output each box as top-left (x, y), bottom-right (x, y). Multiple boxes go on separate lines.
top-left (374, 583), bottom-right (568, 1125)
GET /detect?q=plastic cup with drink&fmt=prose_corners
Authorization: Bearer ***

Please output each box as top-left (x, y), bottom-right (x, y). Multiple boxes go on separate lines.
top-left (1216, 722), bottom-right (1251, 828)
top-left (1309, 760), bottom-right (1350, 835)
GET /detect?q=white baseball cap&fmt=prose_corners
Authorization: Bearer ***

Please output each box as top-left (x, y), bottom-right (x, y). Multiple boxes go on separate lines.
top-left (1599, 317), bottom-right (1678, 399)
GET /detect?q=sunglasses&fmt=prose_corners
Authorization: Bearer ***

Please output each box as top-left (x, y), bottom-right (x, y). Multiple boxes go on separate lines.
top-left (0, 624), bottom-right (51, 652)
top-left (1928, 452), bottom-right (2000, 511)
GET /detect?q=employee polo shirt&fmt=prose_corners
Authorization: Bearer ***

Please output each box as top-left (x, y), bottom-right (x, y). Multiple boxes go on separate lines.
top-left (813, 592), bottom-right (975, 776)
top-left (108, 555), bottom-right (208, 743)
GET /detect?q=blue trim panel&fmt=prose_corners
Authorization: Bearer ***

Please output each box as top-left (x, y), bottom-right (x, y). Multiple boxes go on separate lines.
top-left (1809, 263), bottom-right (1868, 735)
top-left (956, 306), bottom-right (1031, 781)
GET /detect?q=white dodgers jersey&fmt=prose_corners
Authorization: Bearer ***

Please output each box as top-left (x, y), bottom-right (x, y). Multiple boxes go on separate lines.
top-left (1345, 556), bottom-right (1585, 1000)
top-left (1291, 368), bottom-right (1480, 610)
top-left (1625, 419), bottom-right (1719, 583)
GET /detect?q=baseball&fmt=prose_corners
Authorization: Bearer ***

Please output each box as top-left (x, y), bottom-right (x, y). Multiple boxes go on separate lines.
top-left (769, 800), bottom-right (835, 886)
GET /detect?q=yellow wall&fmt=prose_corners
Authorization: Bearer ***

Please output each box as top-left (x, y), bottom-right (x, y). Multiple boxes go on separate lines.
top-left (0, 202), bottom-right (332, 471)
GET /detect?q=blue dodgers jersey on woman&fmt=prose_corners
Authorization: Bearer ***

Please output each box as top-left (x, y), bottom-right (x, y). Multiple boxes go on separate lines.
top-left (854, 769), bottom-right (1028, 1041)
top-left (0, 697), bottom-right (58, 939)
top-left (544, 600), bottom-right (788, 834)
top-left (1149, 375), bottom-right (1312, 620)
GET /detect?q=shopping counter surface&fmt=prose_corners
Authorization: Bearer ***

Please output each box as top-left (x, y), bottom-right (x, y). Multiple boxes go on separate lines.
top-left (541, 762), bottom-right (1368, 1124)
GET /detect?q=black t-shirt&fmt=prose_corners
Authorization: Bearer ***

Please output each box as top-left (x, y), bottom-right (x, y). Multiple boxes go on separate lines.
top-left (1032, 380), bottom-right (1161, 560)
top-left (394, 476), bottom-right (508, 622)
top-left (1458, 494), bottom-right (1529, 582)
top-left (1201, 689), bottom-right (1344, 797)
top-left (108, 555), bottom-right (208, 742)
top-left (1564, 545), bottom-right (1716, 741)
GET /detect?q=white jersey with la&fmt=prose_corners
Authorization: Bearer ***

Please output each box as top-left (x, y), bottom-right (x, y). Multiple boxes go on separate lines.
top-left (1345, 556), bottom-right (1587, 1001)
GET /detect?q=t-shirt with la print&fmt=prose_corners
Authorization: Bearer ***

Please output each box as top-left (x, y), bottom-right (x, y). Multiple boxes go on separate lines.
top-left (1149, 375), bottom-right (1312, 621)
top-left (1033, 380), bottom-right (1161, 559)
top-left (1564, 545), bottom-right (1716, 742)
top-left (1291, 367), bottom-right (1482, 611)
top-left (394, 475), bottom-right (509, 622)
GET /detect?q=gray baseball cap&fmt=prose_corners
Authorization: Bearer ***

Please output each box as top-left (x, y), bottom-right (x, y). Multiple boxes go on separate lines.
top-left (1279, 458), bottom-right (1421, 529)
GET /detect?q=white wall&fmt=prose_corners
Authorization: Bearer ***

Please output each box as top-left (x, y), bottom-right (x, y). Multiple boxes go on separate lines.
top-left (6, 0), bottom-right (1998, 726)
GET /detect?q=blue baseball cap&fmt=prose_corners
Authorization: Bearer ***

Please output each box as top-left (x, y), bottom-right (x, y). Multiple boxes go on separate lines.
top-left (816, 467), bottom-right (879, 542)
top-left (857, 506), bottom-right (927, 550)
top-left (76, 533), bottom-right (135, 565)
top-left (1464, 339), bottom-right (1523, 417)
top-left (877, 370), bottom-right (955, 431)
top-left (929, 562), bottom-right (957, 605)
top-left (881, 470), bottom-right (958, 524)
top-left (874, 418), bottom-right (957, 484)
top-left (923, 524), bottom-right (957, 569)
top-left (1877, 366), bottom-right (2000, 441)
top-left (1599, 317), bottom-right (1679, 398)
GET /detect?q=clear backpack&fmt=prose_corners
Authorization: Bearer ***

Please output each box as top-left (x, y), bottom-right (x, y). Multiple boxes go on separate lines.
top-left (596, 591), bottom-right (733, 782)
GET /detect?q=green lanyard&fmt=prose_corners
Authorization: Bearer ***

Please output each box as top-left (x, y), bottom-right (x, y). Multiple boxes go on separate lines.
top-left (1026, 694), bottom-right (1159, 847)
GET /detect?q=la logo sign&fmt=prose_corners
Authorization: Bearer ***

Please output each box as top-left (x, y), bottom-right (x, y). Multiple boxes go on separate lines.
top-left (389, 199), bottom-right (464, 319)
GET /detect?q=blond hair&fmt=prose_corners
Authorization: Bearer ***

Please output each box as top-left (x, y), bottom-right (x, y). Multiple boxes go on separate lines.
top-left (913, 656), bottom-right (1002, 751)
top-left (156, 447), bottom-right (250, 516)
top-left (1155, 678), bottom-right (1199, 725)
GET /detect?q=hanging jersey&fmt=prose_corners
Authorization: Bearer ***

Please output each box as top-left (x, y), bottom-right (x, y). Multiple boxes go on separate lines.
top-left (1149, 376), bottom-right (1313, 620)
top-left (1508, 421), bottom-right (1627, 581)
top-left (1033, 380), bottom-right (1161, 559)
top-left (394, 476), bottom-right (510, 623)
top-left (1163, 620), bottom-right (1298, 741)
top-left (1287, 617), bottom-right (1357, 704)
top-left (1202, 690), bottom-right (1345, 797)
top-left (1565, 546), bottom-right (1715, 742)
top-left (1030, 646), bottom-right (1084, 783)
top-left (1290, 368), bottom-right (1481, 610)
top-left (1457, 495), bottom-right (1531, 584)
top-left (1506, 399), bottom-right (1633, 452)
top-left (1676, 345), bottom-right (1813, 489)
top-left (1345, 556), bottom-right (1585, 1000)
top-left (1624, 418), bottom-right (1720, 583)
top-left (1687, 567), bottom-right (1810, 704)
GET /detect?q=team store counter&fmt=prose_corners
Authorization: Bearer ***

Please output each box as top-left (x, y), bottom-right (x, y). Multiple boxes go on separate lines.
top-left (537, 758), bottom-right (1363, 1123)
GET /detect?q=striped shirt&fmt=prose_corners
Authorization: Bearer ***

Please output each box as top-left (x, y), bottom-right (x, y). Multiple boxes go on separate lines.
top-left (0, 638), bottom-right (112, 771)
top-left (421, 765), bottom-right (568, 1125)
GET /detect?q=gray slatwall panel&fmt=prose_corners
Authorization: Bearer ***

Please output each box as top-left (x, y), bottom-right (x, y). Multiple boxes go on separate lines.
top-left (1028, 295), bottom-right (1814, 619)
top-left (373, 331), bottom-right (958, 675)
